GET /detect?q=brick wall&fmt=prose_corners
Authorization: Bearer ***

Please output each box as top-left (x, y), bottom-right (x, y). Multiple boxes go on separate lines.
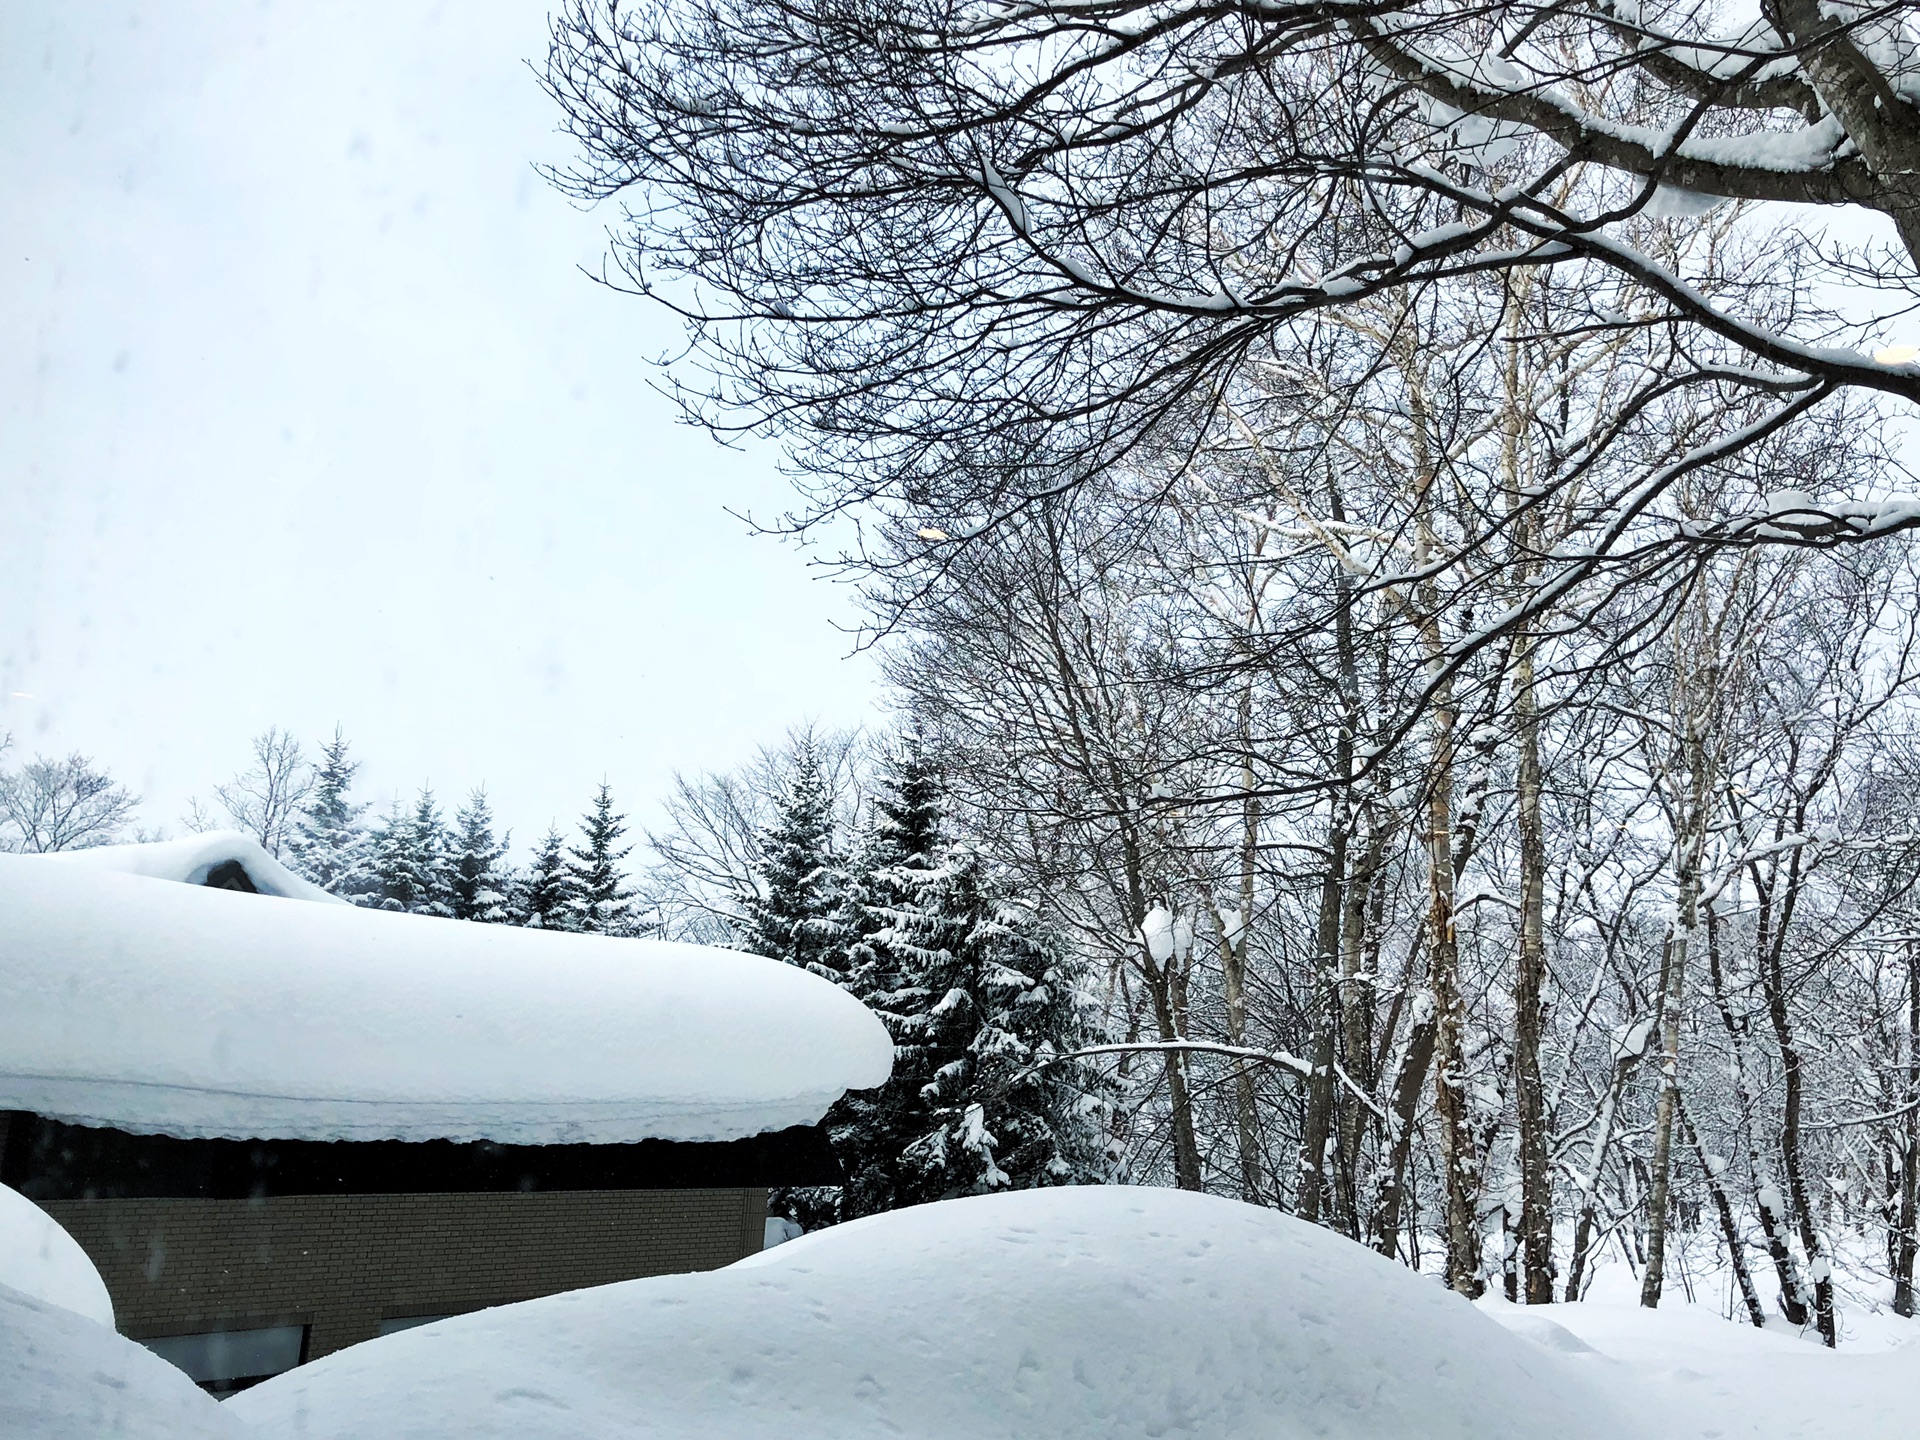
top-left (44, 1186), bottom-right (768, 1359)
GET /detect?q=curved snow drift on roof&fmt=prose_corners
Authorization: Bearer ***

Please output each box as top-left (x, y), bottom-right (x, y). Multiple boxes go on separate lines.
top-left (0, 854), bottom-right (893, 1146)
top-left (0, 1184), bottom-right (114, 1328)
top-left (41, 830), bottom-right (345, 904)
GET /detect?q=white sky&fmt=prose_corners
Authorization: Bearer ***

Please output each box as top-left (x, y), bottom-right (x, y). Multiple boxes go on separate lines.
top-left (0, 1), bottom-right (879, 850)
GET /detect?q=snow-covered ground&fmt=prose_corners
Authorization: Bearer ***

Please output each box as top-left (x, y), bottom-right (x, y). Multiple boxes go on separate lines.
top-left (1480, 1273), bottom-right (1920, 1440)
top-left (228, 1187), bottom-right (1649, 1440)
top-left (4, 1183), bottom-right (1912, 1438)
top-left (0, 847), bottom-right (892, 1144)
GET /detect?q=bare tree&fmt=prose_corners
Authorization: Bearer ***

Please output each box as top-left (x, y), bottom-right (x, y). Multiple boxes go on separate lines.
top-left (212, 727), bottom-right (316, 858)
top-left (546, 0), bottom-right (1920, 647)
top-left (0, 749), bottom-right (140, 852)
top-left (644, 724), bottom-right (867, 942)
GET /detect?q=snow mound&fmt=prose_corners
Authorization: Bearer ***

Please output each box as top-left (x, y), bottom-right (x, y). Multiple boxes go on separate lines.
top-left (0, 1281), bottom-right (244, 1440)
top-left (42, 829), bottom-right (345, 903)
top-left (230, 1186), bottom-right (1653, 1440)
top-left (0, 853), bottom-right (893, 1145)
top-left (0, 1184), bottom-right (114, 1328)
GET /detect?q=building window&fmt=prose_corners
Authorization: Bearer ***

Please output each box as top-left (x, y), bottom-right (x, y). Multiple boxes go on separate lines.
top-left (141, 1323), bottom-right (308, 1396)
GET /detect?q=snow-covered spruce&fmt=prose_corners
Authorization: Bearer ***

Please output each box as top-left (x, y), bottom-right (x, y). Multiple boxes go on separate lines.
top-left (447, 788), bottom-right (512, 924)
top-left (741, 736), bottom-right (849, 979)
top-left (370, 789), bottom-right (457, 918)
top-left (769, 738), bottom-right (1108, 1226)
top-left (284, 727), bottom-right (376, 899)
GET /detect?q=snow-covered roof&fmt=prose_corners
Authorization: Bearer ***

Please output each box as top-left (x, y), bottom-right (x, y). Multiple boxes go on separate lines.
top-left (0, 848), bottom-right (893, 1147)
top-left (41, 830), bottom-right (345, 904)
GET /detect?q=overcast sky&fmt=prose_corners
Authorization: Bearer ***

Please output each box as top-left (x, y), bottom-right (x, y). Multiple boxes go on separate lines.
top-left (0, 1), bottom-right (880, 850)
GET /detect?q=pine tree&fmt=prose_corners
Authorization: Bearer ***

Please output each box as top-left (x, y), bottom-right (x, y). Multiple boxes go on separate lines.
top-left (287, 727), bottom-right (374, 900)
top-left (876, 845), bottom-right (1107, 1207)
top-left (742, 739), bottom-right (847, 978)
top-left (448, 787), bottom-right (511, 923)
top-left (567, 782), bottom-right (635, 935)
top-left (511, 826), bottom-right (577, 930)
top-left (372, 788), bottom-right (454, 916)
top-left (814, 740), bottom-right (1106, 1223)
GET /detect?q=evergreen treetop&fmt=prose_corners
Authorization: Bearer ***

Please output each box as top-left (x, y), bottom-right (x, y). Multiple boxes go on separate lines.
top-left (449, 787), bottom-right (512, 924)
top-left (371, 788), bottom-right (454, 917)
top-left (287, 727), bottom-right (374, 900)
top-left (742, 738), bottom-right (848, 978)
top-left (567, 781), bottom-right (635, 936)
top-left (513, 825), bottom-right (577, 930)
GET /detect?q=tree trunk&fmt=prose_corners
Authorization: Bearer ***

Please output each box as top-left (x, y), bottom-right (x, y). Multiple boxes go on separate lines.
top-left (1426, 685), bottom-right (1481, 1294)
top-left (1641, 710), bottom-right (1707, 1309)
top-left (1706, 901), bottom-right (1810, 1325)
top-left (1895, 939), bottom-right (1920, 1318)
top-left (1295, 808), bottom-right (1349, 1224)
top-left (1684, 1100), bottom-right (1766, 1327)
top-left (1371, 1004), bottom-right (1437, 1259)
top-left (1566, 1037), bottom-right (1643, 1301)
top-left (1512, 640), bottom-right (1553, 1304)
top-left (1141, 945), bottom-right (1203, 1192)
top-left (1224, 738), bottom-right (1262, 1202)
top-left (1336, 818), bottom-right (1386, 1234)
top-left (1755, 843), bottom-right (1837, 1345)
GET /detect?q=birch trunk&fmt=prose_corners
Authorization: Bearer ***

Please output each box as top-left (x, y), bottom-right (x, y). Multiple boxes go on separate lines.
top-left (1295, 807), bottom-right (1349, 1223)
top-left (1512, 636), bottom-right (1553, 1303)
top-left (1426, 673), bottom-right (1481, 1293)
top-left (1639, 717), bottom-right (1706, 1308)
top-left (1896, 938), bottom-right (1920, 1317)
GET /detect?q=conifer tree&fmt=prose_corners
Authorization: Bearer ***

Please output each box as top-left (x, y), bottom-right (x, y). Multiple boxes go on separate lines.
top-left (820, 740), bottom-right (1107, 1222)
top-left (512, 825), bottom-right (577, 930)
top-left (567, 782), bottom-right (635, 935)
top-left (449, 787), bottom-right (512, 923)
top-left (287, 727), bottom-right (374, 900)
top-left (372, 788), bottom-right (454, 916)
top-left (896, 847), bottom-right (1108, 1201)
top-left (742, 739), bottom-right (847, 978)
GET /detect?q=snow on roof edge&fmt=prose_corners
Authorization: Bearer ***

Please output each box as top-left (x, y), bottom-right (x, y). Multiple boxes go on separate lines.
top-left (37, 831), bottom-right (346, 904)
top-left (0, 856), bottom-right (895, 1147)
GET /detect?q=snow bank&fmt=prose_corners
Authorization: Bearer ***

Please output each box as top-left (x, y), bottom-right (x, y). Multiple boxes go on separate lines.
top-left (230, 1187), bottom-right (1652, 1440)
top-left (1480, 1291), bottom-right (1920, 1440)
top-left (42, 829), bottom-right (345, 904)
top-left (0, 1281), bottom-right (243, 1440)
top-left (0, 1184), bottom-right (113, 1328)
top-left (0, 853), bottom-right (893, 1145)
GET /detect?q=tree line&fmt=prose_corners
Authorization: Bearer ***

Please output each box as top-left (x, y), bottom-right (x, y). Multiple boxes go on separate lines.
top-left (0, 722), bottom-right (1113, 1233)
top-left (531, 0), bottom-right (1920, 1338)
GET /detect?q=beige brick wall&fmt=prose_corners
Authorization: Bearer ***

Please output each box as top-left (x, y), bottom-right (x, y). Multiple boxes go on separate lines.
top-left (45, 1187), bottom-right (768, 1360)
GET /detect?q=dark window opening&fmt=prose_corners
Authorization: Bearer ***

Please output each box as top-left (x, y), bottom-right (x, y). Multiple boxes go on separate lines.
top-left (142, 1322), bottom-right (308, 1397)
top-left (201, 859), bottom-right (259, 893)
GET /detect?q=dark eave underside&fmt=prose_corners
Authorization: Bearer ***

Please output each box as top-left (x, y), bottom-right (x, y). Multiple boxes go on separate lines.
top-left (0, 1110), bottom-right (842, 1201)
